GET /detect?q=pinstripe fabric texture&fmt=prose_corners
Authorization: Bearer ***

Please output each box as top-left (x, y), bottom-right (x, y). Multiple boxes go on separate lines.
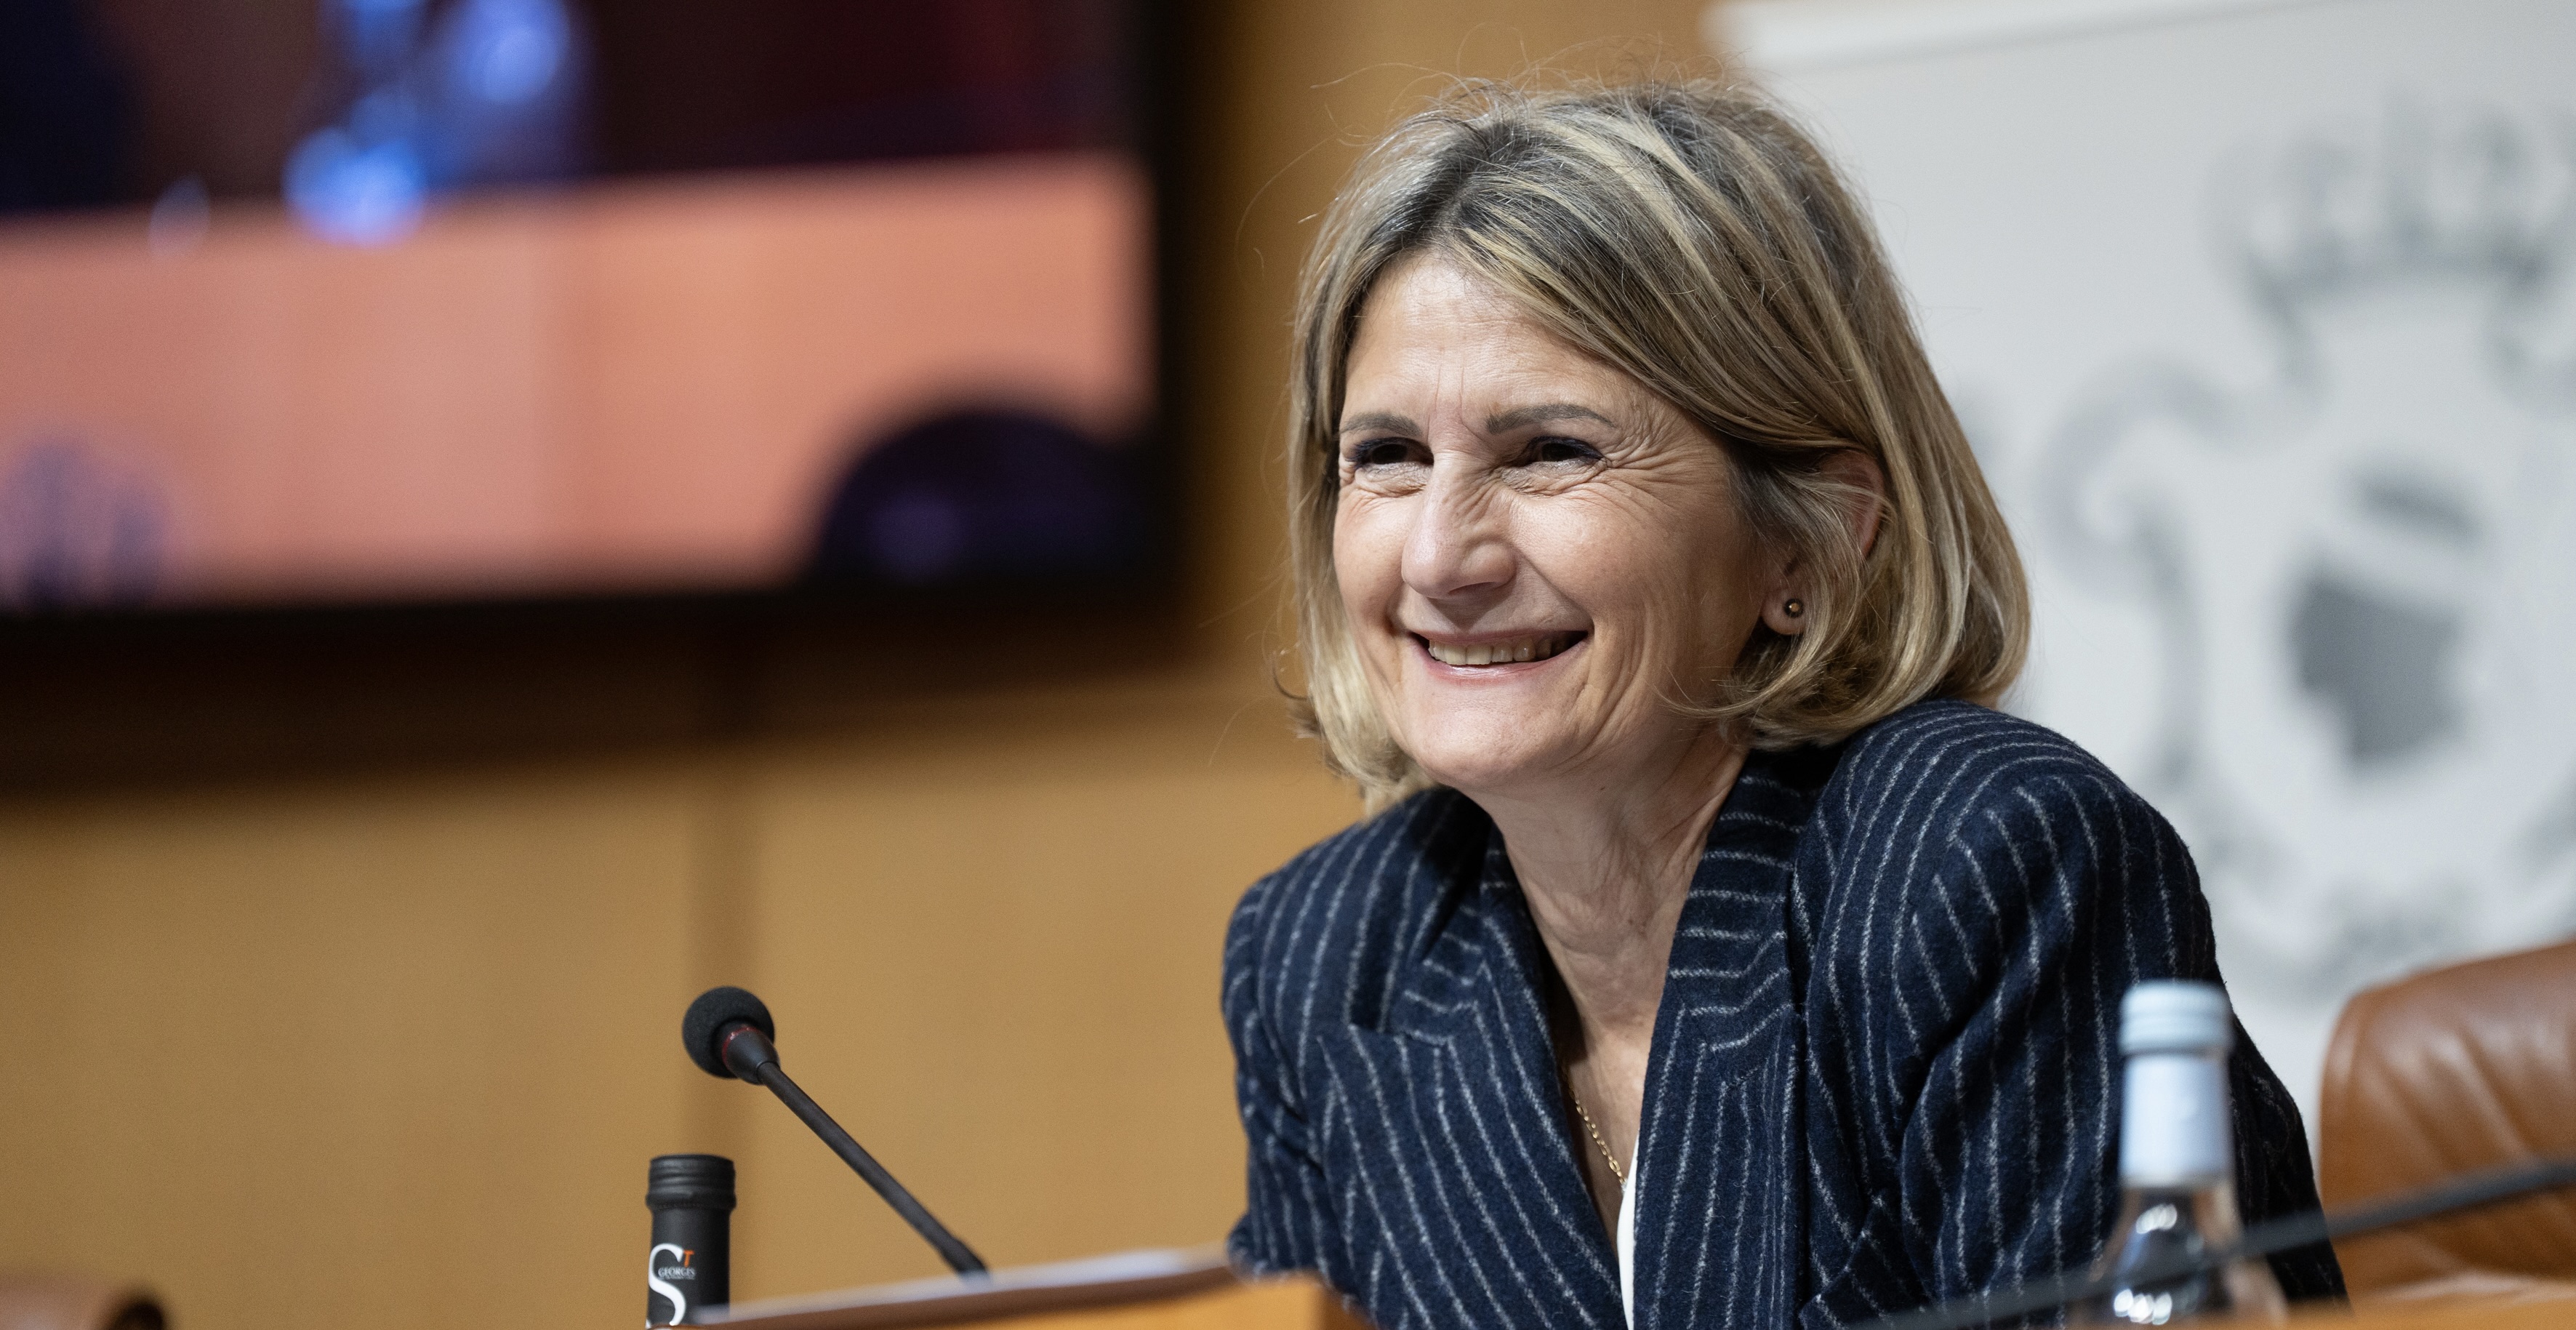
top-left (1224, 700), bottom-right (2343, 1329)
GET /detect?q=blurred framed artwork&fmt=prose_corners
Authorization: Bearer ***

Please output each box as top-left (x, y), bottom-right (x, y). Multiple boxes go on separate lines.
top-left (0, 1), bottom-right (1169, 609)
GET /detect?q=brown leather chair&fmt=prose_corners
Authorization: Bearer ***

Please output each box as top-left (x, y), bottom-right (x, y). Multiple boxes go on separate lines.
top-left (0, 1275), bottom-right (162, 1330)
top-left (2318, 937), bottom-right (2576, 1302)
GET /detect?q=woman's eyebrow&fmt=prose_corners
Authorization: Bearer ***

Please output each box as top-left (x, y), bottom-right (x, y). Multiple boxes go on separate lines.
top-left (1339, 410), bottom-right (1420, 435)
top-left (1486, 402), bottom-right (1614, 433)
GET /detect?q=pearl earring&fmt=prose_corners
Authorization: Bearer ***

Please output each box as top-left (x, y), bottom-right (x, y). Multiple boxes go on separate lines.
top-left (1783, 598), bottom-right (1805, 618)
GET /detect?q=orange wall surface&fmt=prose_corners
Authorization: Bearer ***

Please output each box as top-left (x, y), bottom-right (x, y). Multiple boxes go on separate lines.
top-left (0, 7), bottom-right (1712, 1330)
top-left (0, 679), bottom-right (1358, 1327)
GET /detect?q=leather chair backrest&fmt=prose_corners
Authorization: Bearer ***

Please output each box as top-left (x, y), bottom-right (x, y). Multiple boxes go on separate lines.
top-left (2317, 937), bottom-right (2576, 1294)
top-left (0, 1275), bottom-right (162, 1330)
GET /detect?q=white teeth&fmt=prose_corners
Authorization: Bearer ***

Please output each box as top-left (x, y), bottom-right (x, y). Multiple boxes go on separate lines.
top-left (1424, 633), bottom-right (1573, 668)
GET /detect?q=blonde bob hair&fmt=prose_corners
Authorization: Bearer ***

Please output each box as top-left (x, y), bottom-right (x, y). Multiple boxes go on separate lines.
top-left (1286, 79), bottom-right (2029, 806)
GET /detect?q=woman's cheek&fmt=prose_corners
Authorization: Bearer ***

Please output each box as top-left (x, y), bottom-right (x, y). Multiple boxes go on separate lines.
top-left (1336, 503), bottom-right (1405, 603)
top-left (1520, 501), bottom-right (1628, 598)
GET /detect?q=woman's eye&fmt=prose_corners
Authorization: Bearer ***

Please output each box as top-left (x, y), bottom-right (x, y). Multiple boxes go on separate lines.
top-left (1528, 437), bottom-right (1602, 465)
top-left (1349, 439), bottom-right (1419, 468)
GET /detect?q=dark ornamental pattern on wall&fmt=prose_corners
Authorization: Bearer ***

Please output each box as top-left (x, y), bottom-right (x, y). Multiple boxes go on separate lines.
top-left (2035, 101), bottom-right (2576, 1001)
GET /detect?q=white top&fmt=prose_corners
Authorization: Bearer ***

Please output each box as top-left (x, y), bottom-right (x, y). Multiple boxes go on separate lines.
top-left (1616, 1168), bottom-right (1637, 1326)
top-left (2117, 980), bottom-right (2238, 1184)
top-left (2119, 980), bottom-right (2234, 1056)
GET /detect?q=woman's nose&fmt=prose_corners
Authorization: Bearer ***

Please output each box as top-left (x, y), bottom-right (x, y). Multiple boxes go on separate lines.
top-left (1399, 468), bottom-right (1513, 601)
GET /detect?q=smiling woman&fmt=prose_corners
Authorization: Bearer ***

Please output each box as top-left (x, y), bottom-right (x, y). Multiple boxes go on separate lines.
top-left (1221, 79), bottom-right (2346, 1330)
top-left (1330, 255), bottom-right (1790, 806)
top-left (1289, 84), bottom-right (2021, 807)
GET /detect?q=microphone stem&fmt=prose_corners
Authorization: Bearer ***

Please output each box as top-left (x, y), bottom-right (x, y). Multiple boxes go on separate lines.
top-left (1858, 1153), bottom-right (2576, 1330)
top-left (751, 1061), bottom-right (990, 1276)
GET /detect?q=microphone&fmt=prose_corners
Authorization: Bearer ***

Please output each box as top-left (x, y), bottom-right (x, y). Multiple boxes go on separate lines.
top-left (1860, 1153), bottom-right (2576, 1330)
top-left (681, 986), bottom-right (989, 1276)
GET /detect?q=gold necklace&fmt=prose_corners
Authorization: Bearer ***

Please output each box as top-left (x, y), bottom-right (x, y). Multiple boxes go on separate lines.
top-left (1568, 1088), bottom-right (1627, 1184)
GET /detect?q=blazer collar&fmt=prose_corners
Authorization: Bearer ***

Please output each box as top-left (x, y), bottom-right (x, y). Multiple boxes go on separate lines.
top-left (1378, 748), bottom-right (1832, 1049)
top-left (1650, 748), bottom-right (1832, 1065)
top-left (1365, 749), bottom-right (1839, 1319)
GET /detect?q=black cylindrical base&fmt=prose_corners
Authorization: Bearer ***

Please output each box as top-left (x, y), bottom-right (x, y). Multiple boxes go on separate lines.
top-left (646, 1154), bottom-right (735, 1326)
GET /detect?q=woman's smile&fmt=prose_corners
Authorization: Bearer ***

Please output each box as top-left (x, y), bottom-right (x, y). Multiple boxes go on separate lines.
top-left (1413, 630), bottom-right (1586, 670)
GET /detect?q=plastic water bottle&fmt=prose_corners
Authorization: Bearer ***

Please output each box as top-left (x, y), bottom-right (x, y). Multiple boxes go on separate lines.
top-left (2077, 982), bottom-right (2286, 1325)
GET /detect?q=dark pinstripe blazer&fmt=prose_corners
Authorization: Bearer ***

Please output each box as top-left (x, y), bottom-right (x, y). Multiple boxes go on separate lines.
top-left (1223, 700), bottom-right (2342, 1329)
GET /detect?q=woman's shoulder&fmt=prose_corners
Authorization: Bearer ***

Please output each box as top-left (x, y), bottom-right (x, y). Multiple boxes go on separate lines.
top-left (1823, 697), bottom-right (2153, 828)
top-left (1224, 786), bottom-right (1489, 1020)
top-left (1807, 698), bottom-right (2186, 898)
top-left (1797, 699), bottom-right (2218, 1041)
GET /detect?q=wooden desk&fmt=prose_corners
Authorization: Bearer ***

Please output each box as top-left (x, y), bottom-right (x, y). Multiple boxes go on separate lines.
top-left (708, 1254), bottom-right (1365, 1330)
top-left (736, 1279), bottom-right (1362, 1330)
top-left (2309, 1295), bottom-right (2574, 1329)
top-left (705, 1259), bottom-right (2567, 1330)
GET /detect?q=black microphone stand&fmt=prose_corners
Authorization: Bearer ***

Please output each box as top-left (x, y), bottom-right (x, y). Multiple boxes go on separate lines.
top-left (720, 1022), bottom-right (990, 1277)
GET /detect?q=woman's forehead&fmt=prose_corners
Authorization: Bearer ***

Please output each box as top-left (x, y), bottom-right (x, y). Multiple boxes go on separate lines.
top-left (1339, 401), bottom-right (1618, 436)
top-left (1351, 255), bottom-right (1546, 351)
top-left (1344, 260), bottom-right (1644, 422)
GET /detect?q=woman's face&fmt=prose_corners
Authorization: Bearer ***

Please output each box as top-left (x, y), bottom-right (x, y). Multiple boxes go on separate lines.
top-left (1333, 255), bottom-right (1782, 796)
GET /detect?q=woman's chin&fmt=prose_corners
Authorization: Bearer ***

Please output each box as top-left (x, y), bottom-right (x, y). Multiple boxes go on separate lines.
top-left (1403, 732), bottom-right (1573, 796)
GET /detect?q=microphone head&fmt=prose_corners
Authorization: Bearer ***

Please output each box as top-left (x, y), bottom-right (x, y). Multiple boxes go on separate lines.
top-left (683, 986), bottom-right (776, 1079)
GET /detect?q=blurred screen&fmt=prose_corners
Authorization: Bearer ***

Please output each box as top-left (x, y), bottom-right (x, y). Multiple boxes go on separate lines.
top-left (0, 1), bottom-right (1158, 609)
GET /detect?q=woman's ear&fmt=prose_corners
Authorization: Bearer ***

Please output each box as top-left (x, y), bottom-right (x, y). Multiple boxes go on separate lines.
top-left (1759, 566), bottom-right (1809, 636)
top-left (1761, 448), bottom-right (1887, 636)
top-left (1826, 448), bottom-right (1887, 558)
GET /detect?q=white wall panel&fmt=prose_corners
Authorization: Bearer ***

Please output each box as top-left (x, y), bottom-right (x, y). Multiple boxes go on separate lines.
top-left (1714, 0), bottom-right (2576, 1125)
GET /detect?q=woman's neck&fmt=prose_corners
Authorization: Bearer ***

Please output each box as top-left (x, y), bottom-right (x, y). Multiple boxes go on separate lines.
top-left (1464, 729), bottom-right (1749, 1230)
top-left (1476, 731), bottom-right (1749, 1039)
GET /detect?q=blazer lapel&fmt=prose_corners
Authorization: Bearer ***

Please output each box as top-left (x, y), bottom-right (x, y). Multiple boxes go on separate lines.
top-left (1335, 749), bottom-right (1839, 1330)
top-left (1363, 830), bottom-right (1626, 1328)
top-left (1632, 749), bottom-right (1833, 1330)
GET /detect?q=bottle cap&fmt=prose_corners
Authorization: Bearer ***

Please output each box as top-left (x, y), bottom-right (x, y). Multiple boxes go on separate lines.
top-left (647, 1153), bottom-right (737, 1211)
top-left (2119, 981), bottom-right (2234, 1056)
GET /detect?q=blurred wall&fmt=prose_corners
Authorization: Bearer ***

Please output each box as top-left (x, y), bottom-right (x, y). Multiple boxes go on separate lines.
top-left (0, 5), bottom-right (1711, 1330)
top-left (1720, 0), bottom-right (2576, 1127)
